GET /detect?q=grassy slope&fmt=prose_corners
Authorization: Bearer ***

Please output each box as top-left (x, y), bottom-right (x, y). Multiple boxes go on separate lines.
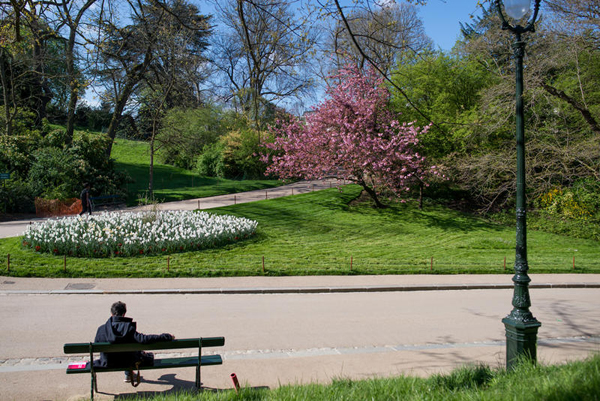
top-left (111, 138), bottom-right (283, 205)
top-left (2, 184), bottom-right (599, 277)
top-left (127, 354), bottom-right (600, 400)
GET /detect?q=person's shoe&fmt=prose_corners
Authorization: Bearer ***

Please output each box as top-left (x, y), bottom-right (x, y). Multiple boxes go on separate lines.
top-left (124, 373), bottom-right (132, 383)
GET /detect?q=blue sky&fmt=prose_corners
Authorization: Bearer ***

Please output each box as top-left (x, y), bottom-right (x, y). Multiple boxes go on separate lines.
top-left (418, 0), bottom-right (484, 51)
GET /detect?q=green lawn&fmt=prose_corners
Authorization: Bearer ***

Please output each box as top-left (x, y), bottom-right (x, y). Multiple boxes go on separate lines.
top-left (2, 185), bottom-right (599, 277)
top-left (124, 355), bottom-right (600, 400)
top-left (111, 138), bottom-right (283, 205)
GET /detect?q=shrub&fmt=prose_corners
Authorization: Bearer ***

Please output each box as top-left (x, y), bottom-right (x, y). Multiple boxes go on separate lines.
top-left (220, 128), bottom-right (268, 179)
top-left (195, 142), bottom-right (225, 178)
top-left (27, 147), bottom-right (79, 200)
top-left (535, 185), bottom-right (597, 220)
top-left (159, 107), bottom-right (225, 169)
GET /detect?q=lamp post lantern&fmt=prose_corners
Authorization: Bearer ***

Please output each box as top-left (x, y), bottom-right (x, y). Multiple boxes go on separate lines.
top-left (495, 0), bottom-right (542, 370)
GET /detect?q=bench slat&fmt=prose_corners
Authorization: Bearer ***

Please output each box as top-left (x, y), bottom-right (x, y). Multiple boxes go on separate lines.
top-left (64, 337), bottom-right (225, 354)
top-left (66, 355), bottom-right (223, 374)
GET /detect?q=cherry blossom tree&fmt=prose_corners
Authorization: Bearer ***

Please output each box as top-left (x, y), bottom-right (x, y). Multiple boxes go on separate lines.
top-left (263, 64), bottom-right (436, 208)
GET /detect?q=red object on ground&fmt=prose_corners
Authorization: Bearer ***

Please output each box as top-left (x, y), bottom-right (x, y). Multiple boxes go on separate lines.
top-left (231, 373), bottom-right (240, 392)
top-left (35, 198), bottom-right (82, 217)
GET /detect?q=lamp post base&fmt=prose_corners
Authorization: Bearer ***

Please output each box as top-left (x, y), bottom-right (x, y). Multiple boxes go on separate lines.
top-left (503, 316), bottom-right (541, 370)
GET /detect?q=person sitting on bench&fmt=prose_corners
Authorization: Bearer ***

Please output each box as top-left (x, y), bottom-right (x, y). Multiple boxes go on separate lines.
top-left (94, 301), bottom-right (175, 382)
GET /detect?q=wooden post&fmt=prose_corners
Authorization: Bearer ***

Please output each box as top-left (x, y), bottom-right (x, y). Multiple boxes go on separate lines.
top-left (262, 256), bottom-right (265, 273)
top-left (64, 255), bottom-right (67, 273)
top-left (234, 195), bottom-right (236, 205)
top-left (197, 200), bottom-right (200, 209)
top-left (7, 254), bottom-right (9, 272)
top-left (265, 191), bottom-right (268, 200)
top-left (167, 256), bottom-right (170, 272)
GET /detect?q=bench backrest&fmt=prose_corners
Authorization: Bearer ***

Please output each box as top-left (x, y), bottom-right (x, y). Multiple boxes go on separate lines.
top-left (64, 337), bottom-right (225, 354)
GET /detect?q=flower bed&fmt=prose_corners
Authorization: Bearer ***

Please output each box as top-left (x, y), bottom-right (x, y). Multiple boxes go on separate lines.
top-left (22, 210), bottom-right (258, 258)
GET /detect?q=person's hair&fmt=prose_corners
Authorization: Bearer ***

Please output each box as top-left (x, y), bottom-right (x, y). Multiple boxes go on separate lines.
top-left (111, 301), bottom-right (127, 316)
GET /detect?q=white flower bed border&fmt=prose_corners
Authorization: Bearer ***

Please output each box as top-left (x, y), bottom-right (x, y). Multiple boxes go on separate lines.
top-left (22, 210), bottom-right (258, 258)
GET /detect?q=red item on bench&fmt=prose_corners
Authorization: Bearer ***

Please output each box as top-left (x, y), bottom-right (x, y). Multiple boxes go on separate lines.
top-left (68, 362), bottom-right (88, 369)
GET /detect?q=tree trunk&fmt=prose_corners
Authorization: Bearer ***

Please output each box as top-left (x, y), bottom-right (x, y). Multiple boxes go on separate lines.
top-left (361, 183), bottom-right (386, 208)
top-left (104, 50), bottom-right (153, 157)
top-left (148, 141), bottom-right (154, 200)
top-left (0, 48), bottom-right (13, 135)
top-left (63, 0), bottom-right (97, 146)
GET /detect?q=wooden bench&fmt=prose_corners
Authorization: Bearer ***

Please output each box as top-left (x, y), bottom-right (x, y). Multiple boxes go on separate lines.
top-left (64, 337), bottom-right (225, 400)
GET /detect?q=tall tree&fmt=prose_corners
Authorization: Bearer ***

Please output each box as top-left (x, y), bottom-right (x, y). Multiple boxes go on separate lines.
top-left (211, 0), bottom-right (316, 127)
top-left (264, 64), bottom-right (435, 208)
top-left (329, 2), bottom-right (432, 76)
top-left (91, 0), bottom-right (211, 156)
top-left (0, 1), bottom-right (65, 129)
top-left (56, 0), bottom-right (98, 145)
top-left (447, 2), bottom-right (600, 210)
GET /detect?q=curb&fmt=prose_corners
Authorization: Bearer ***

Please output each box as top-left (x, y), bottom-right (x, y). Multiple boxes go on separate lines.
top-left (2, 282), bottom-right (599, 295)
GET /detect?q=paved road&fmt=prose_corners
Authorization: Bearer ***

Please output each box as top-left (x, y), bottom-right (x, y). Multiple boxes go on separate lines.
top-left (0, 275), bottom-right (599, 400)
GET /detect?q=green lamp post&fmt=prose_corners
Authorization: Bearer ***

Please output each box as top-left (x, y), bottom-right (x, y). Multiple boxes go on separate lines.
top-left (495, 0), bottom-right (542, 370)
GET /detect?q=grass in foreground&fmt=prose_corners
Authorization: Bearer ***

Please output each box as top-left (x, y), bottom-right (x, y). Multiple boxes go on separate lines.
top-left (2, 185), bottom-right (599, 277)
top-left (111, 138), bottom-right (283, 206)
top-left (123, 355), bottom-right (600, 400)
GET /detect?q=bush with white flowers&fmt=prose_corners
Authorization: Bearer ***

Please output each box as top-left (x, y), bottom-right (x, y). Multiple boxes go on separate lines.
top-left (22, 210), bottom-right (258, 257)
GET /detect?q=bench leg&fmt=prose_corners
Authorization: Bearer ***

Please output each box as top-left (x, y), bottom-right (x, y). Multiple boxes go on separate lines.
top-left (91, 371), bottom-right (97, 401)
top-left (196, 365), bottom-right (201, 389)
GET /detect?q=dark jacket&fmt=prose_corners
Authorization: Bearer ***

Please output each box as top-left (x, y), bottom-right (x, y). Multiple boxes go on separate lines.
top-left (93, 316), bottom-right (173, 368)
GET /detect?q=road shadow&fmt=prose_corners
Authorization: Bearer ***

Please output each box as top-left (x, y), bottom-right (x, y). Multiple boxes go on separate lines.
top-left (97, 373), bottom-right (269, 400)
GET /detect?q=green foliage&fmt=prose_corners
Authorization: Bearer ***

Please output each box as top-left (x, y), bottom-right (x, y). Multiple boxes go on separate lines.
top-left (159, 107), bottom-right (226, 169)
top-left (536, 188), bottom-right (594, 221)
top-left (74, 104), bottom-right (113, 131)
top-left (0, 180), bottom-right (34, 214)
top-left (220, 127), bottom-right (268, 179)
top-left (68, 130), bottom-right (129, 198)
top-left (0, 131), bottom-right (40, 180)
top-left (389, 52), bottom-right (494, 159)
top-left (27, 147), bottom-right (78, 200)
top-left (0, 124), bottom-right (128, 212)
top-left (525, 179), bottom-right (600, 241)
top-left (196, 142), bottom-right (226, 178)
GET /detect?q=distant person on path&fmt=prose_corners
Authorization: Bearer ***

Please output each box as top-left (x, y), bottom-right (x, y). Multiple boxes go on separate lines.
top-left (79, 183), bottom-right (92, 215)
top-left (93, 301), bottom-right (175, 382)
